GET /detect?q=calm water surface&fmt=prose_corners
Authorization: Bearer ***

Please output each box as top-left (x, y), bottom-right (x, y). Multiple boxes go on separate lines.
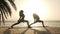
top-left (0, 21), bottom-right (60, 27)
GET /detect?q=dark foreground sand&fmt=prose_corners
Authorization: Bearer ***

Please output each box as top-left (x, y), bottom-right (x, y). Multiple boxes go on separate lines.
top-left (0, 26), bottom-right (60, 34)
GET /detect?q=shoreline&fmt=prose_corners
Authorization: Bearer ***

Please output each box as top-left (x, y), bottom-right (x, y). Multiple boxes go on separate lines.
top-left (0, 26), bottom-right (60, 34)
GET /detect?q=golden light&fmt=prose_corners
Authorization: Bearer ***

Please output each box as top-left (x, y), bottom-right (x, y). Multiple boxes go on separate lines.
top-left (7, 0), bottom-right (48, 27)
top-left (21, 0), bottom-right (48, 22)
top-left (6, 0), bottom-right (48, 22)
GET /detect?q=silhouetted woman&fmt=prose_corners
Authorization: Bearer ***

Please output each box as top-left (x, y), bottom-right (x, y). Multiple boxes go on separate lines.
top-left (30, 13), bottom-right (45, 27)
top-left (11, 10), bottom-right (31, 28)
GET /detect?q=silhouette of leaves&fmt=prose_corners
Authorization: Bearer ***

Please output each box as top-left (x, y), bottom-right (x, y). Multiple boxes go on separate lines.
top-left (0, 0), bottom-right (16, 25)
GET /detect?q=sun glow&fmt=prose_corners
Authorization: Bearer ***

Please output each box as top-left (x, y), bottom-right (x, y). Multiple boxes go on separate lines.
top-left (20, 0), bottom-right (47, 22)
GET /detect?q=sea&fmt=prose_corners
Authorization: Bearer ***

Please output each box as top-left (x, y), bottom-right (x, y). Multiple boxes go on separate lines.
top-left (0, 21), bottom-right (60, 27)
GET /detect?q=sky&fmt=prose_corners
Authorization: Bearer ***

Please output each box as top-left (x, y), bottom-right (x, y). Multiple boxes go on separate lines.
top-left (6, 0), bottom-right (60, 21)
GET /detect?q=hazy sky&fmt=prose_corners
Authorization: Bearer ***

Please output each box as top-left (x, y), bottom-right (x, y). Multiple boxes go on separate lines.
top-left (6, 0), bottom-right (60, 21)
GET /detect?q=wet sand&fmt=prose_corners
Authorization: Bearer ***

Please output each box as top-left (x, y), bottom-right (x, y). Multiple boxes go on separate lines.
top-left (0, 26), bottom-right (60, 34)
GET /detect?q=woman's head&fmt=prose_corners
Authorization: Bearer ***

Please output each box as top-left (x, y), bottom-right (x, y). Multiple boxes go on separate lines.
top-left (33, 13), bottom-right (39, 19)
top-left (19, 10), bottom-right (24, 14)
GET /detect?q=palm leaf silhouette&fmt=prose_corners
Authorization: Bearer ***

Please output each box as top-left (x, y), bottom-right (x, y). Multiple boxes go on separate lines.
top-left (0, 0), bottom-right (16, 25)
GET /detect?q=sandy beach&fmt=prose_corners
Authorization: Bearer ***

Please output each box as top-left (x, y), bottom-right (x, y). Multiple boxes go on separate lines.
top-left (0, 26), bottom-right (60, 34)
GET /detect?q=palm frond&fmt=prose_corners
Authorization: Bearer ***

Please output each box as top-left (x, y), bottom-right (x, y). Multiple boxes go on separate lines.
top-left (0, 0), bottom-right (17, 25)
top-left (0, 0), bottom-right (12, 16)
top-left (8, 0), bottom-right (17, 10)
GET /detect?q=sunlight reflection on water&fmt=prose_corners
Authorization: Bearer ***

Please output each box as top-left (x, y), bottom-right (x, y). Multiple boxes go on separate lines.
top-left (0, 21), bottom-right (60, 27)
